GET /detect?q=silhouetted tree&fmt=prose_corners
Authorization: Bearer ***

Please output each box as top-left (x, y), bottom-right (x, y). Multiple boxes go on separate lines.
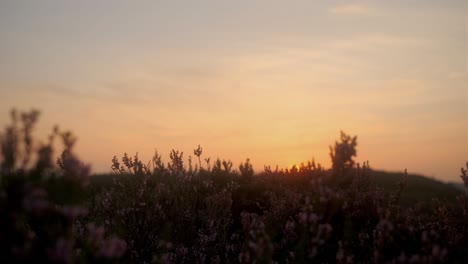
top-left (329, 131), bottom-right (357, 174)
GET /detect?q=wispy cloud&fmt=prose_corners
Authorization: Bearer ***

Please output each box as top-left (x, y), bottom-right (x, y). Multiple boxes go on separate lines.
top-left (448, 71), bottom-right (466, 80)
top-left (327, 33), bottom-right (425, 52)
top-left (329, 3), bottom-right (374, 15)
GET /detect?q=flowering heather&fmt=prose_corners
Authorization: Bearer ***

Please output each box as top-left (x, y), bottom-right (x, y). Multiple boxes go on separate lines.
top-left (1, 109), bottom-right (467, 263)
top-left (0, 109), bottom-right (127, 263)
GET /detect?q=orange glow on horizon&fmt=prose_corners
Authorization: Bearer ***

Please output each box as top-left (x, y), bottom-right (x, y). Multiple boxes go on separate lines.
top-left (0, 1), bottom-right (465, 182)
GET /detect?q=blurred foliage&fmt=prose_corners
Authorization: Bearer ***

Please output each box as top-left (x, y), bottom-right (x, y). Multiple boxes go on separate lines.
top-left (0, 109), bottom-right (127, 263)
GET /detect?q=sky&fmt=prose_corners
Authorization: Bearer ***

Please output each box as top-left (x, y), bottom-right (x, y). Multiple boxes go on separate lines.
top-left (0, 0), bottom-right (466, 182)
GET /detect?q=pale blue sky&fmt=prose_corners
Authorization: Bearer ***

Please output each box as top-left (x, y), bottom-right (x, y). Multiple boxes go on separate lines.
top-left (0, 1), bottom-right (466, 181)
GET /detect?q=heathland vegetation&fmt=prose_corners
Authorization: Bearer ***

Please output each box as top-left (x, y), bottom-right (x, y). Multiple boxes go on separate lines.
top-left (1, 109), bottom-right (467, 263)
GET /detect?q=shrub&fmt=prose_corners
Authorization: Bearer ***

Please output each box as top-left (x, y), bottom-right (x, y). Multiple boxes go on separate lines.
top-left (0, 109), bottom-right (127, 263)
top-left (329, 131), bottom-right (357, 175)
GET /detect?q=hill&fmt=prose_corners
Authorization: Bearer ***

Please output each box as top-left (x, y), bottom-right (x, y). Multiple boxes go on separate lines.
top-left (89, 169), bottom-right (466, 206)
top-left (450, 182), bottom-right (468, 194)
top-left (370, 170), bottom-right (464, 205)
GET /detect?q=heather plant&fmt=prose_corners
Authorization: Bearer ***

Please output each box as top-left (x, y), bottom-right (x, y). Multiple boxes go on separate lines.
top-left (95, 152), bottom-right (238, 263)
top-left (211, 158), bottom-right (234, 177)
top-left (238, 212), bottom-right (273, 263)
top-left (94, 142), bottom-right (467, 263)
top-left (460, 162), bottom-right (468, 188)
top-left (0, 109), bottom-right (126, 263)
top-left (194, 145), bottom-right (203, 170)
top-left (239, 158), bottom-right (254, 181)
top-left (2, 109), bottom-right (468, 263)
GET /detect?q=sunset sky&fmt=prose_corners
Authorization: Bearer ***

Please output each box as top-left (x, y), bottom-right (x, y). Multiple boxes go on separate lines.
top-left (0, 1), bottom-right (466, 182)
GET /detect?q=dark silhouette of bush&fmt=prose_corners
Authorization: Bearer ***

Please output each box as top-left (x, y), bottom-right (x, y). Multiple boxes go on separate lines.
top-left (0, 109), bottom-right (127, 263)
top-left (329, 131), bottom-right (357, 175)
